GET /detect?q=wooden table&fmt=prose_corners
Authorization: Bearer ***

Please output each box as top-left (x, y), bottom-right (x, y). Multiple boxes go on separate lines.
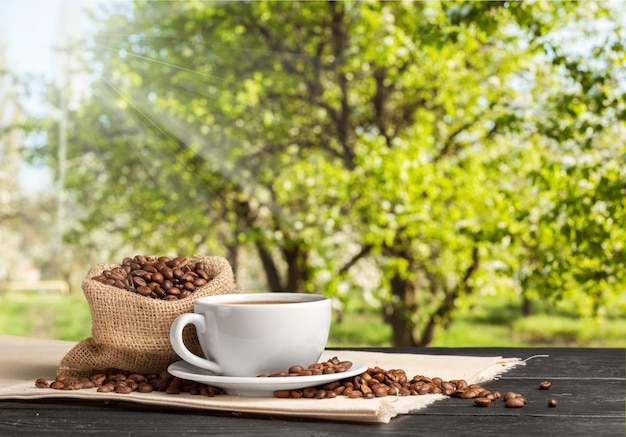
top-left (1, 347), bottom-right (624, 436)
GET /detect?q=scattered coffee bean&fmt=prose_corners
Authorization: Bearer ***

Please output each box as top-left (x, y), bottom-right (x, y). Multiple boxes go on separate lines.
top-left (539, 380), bottom-right (552, 390)
top-left (97, 383), bottom-right (115, 393)
top-left (548, 398), bottom-right (558, 408)
top-left (35, 378), bottom-right (49, 389)
top-left (137, 382), bottom-right (154, 393)
top-left (504, 392), bottom-right (527, 408)
top-left (115, 382), bottom-right (133, 394)
top-left (474, 397), bottom-right (492, 407)
top-left (92, 255), bottom-right (215, 300)
top-left (505, 397), bottom-right (526, 408)
top-left (50, 381), bottom-right (65, 390)
top-left (166, 378), bottom-right (182, 394)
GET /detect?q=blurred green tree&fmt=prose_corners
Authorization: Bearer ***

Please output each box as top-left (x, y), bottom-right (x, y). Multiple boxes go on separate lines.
top-left (35, 1), bottom-right (625, 345)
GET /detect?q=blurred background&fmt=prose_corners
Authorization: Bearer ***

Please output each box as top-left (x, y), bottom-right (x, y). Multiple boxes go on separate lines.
top-left (1, 0), bottom-right (624, 347)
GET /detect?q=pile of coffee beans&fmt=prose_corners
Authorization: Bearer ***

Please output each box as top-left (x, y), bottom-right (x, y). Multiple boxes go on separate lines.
top-left (35, 370), bottom-right (223, 397)
top-left (273, 366), bottom-right (556, 409)
top-left (92, 255), bottom-right (214, 300)
top-left (257, 356), bottom-right (353, 377)
top-left (36, 362), bottom-right (556, 409)
top-left (274, 366), bottom-right (503, 401)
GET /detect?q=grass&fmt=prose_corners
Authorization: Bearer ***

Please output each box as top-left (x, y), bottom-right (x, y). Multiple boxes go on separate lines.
top-left (0, 291), bottom-right (92, 341)
top-left (430, 294), bottom-right (626, 347)
top-left (1, 290), bottom-right (624, 347)
top-left (328, 312), bottom-right (392, 347)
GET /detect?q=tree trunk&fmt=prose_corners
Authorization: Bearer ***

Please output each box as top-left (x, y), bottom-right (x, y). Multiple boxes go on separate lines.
top-left (522, 295), bottom-right (532, 316)
top-left (255, 241), bottom-right (310, 292)
top-left (387, 272), bottom-right (420, 346)
top-left (283, 245), bottom-right (310, 292)
top-left (256, 241), bottom-right (282, 291)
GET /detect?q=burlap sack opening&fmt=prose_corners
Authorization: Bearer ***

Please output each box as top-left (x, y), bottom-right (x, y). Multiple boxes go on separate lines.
top-left (58, 254), bottom-right (238, 377)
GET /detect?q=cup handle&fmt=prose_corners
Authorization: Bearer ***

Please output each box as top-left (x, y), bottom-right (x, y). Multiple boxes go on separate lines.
top-left (169, 313), bottom-right (223, 374)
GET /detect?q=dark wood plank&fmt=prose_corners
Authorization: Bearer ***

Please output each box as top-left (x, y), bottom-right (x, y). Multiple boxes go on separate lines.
top-left (1, 399), bottom-right (624, 437)
top-left (353, 347), bottom-right (626, 379)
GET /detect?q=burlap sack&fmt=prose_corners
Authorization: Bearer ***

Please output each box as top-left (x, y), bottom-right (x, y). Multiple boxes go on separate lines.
top-left (58, 255), bottom-right (238, 377)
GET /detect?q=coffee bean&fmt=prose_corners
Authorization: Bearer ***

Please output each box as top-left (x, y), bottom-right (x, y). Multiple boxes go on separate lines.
top-left (539, 380), bottom-right (552, 390)
top-left (505, 397), bottom-right (526, 408)
top-left (153, 377), bottom-right (171, 391)
top-left (196, 269), bottom-right (210, 280)
top-left (168, 287), bottom-right (181, 296)
top-left (35, 378), bottom-right (49, 388)
top-left (333, 385), bottom-right (346, 395)
top-left (136, 285), bottom-right (152, 296)
top-left (161, 267), bottom-right (174, 279)
top-left (97, 383), bottom-right (115, 393)
top-left (115, 382), bottom-right (133, 394)
top-left (346, 388), bottom-right (363, 398)
top-left (460, 388), bottom-right (480, 399)
top-left (138, 382), bottom-right (153, 393)
top-left (50, 381), bottom-right (65, 389)
top-left (303, 387), bottom-right (318, 398)
top-left (474, 397), bottom-right (492, 407)
top-left (80, 379), bottom-right (96, 389)
top-left (335, 361), bottom-right (353, 373)
top-left (373, 385), bottom-right (388, 397)
top-left (90, 374), bottom-right (107, 386)
top-left (194, 278), bottom-right (208, 287)
top-left (128, 373), bottom-right (147, 383)
top-left (548, 398), bottom-right (558, 408)
top-left (504, 391), bottom-right (521, 400)
top-left (288, 365), bottom-right (305, 374)
top-left (166, 378), bottom-right (182, 394)
top-left (132, 277), bottom-right (147, 287)
top-left (124, 379), bottom-right (139, 391)
top-left (181, 273), bottom-right (197, 283)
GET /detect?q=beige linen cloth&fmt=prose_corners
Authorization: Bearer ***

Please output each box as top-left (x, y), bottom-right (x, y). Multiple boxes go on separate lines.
top-left (0, 334), bottom-right (523, 423)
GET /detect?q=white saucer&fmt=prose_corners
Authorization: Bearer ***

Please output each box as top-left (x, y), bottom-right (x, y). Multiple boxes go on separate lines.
top-left (167, 355), bottom-right (369, 397)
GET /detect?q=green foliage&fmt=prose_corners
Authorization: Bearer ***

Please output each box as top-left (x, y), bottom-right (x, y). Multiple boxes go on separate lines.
top-left (29, 0), bottom-right (626, 345)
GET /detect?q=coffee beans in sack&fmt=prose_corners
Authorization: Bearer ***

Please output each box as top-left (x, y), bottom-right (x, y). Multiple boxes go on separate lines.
top-left (58, 254), bottom-right (238, 378)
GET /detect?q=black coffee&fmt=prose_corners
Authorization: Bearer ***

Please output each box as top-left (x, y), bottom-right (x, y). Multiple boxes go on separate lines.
top-left (222, 300), bottom-right (300, 305)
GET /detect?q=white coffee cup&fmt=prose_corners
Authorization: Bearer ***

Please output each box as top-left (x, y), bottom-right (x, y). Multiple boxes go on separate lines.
top-left (169, 292), bottom-right (331, 377)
